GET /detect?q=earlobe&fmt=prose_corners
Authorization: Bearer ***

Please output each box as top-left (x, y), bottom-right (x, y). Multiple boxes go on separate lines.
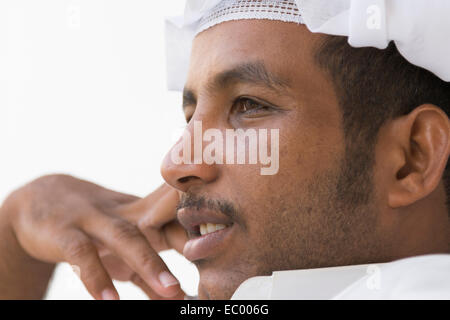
top-left (388, 105), bottom-right (450, 208)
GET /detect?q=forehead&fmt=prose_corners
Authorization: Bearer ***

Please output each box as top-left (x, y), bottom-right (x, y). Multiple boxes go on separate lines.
top-left (187, 19), bottom-right (325, 92)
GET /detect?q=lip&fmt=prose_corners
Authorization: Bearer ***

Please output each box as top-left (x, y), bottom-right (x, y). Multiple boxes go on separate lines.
top-left (177, 207), bottom-right (233, 235)
top-left (177, 208), bottom-right (235, 261)
top-left (182, 224), bottom-right (235, 261)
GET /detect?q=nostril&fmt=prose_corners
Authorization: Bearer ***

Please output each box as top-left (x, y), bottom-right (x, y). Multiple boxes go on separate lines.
top-left (178, 176), bottom-right (198, 184)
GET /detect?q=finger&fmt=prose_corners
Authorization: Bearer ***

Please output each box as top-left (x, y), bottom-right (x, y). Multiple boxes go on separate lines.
top-left (100, 254), bottom-right (135, 282)
top-left (110, 191), bottom-right (140, 205)
top-left (163, 220), bottom-right (189, 254)
top-left (81, 214), bottom-right (183, 298)
top-left (139, 187), bottom-right (180, 229)
top-left (143, 183), bottom-right (174, 204)
top-left (131, 274), bottom-right (186, 300)
top-left (116, 184), bottom-right (178, 225)
top-left (131, 274), bottom-right (162, 300)
top-left (57, 229), bottom-right (119, 300)
top-left (75, 176), bottom-right (141, 205)
top-left (92, 240), bottom-right (112, 257)
top-left (133, 189), bottom-right (180, 252)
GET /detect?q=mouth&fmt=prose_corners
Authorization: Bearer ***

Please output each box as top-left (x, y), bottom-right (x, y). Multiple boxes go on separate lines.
top-left (177, 208), bottom-right (235, 261)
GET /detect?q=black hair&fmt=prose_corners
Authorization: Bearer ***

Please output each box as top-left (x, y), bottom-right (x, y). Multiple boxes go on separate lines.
top-left (315, 36), bottom-right (450, 213)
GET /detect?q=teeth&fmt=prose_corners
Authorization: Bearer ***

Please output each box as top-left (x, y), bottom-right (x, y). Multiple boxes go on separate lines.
top-left (215, 224), bottom-right (226, 231)
top-left (207, 223), bottom-right (216, 233)
top-left (199, 223), bottom-right (228, 236)
top-left (200, 224), bottom-right (207, 235)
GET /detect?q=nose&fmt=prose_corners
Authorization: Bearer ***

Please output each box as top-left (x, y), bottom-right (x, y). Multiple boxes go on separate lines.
top-left (161, 120), bottom-right (220, 193)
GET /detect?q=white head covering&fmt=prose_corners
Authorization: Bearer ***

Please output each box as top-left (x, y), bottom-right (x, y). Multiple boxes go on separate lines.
top-left (196, 0), bottom-right (304, 35)
top-left (165, 0), bottom-right (450, 91)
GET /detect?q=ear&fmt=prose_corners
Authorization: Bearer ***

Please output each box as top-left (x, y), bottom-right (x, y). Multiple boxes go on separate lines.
top-left (386, 105), bottom-right (450, 208)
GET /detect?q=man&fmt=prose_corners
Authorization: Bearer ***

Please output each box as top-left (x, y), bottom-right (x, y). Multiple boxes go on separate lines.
top-left (0, 0), bottom-right (449, 300)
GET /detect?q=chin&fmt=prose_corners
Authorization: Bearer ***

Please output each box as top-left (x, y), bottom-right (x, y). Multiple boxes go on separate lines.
top-left (198, 281), bottom-right (236, 300)
top-left (196, 263), bottom-right (261, 300)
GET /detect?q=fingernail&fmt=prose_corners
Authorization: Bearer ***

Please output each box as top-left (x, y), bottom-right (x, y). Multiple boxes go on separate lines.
top-left (101, 288), bottom-right (119, 300)
top-left (159, 271), bottom-right (179, 288)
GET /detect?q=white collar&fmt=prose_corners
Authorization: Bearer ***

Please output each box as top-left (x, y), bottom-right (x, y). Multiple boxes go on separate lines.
top-left (231, 263), bottom-right (377, 299)
top-left (231, 254), bottom-right (450, 299)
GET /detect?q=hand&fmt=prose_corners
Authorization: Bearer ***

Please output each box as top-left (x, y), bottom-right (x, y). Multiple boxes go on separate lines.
top-left (97, 183), bottom-right (189, 299)
top-left (2, 174), bottom-right (187, 300)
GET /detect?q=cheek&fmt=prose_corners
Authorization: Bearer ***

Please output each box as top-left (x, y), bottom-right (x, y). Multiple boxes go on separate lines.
top-left (281, 114), bottom-right (343, 180)
top-left (231, 121), bottom-right (343, 229)
top-left (219, 115), bottom-right (343, 219)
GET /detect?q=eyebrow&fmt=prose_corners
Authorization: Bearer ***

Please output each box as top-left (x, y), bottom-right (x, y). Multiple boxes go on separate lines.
top-left (182, 61), bottom-right (290, 109)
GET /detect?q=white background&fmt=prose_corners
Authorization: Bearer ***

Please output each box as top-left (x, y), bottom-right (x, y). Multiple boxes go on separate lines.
top-left (0, 0), bottom-right (199, 299)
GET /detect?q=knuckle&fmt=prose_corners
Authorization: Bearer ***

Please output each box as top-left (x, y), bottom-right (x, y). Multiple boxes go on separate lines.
top-left (137, 219), bottom-right (168, 251)
top-left (130, 273), bottom-right (143, 286)
top-left (109, 219), bottom-right (164, 272)
top-left (139, 252), bottom-right (163, 272)
top-left (137, 218), bottom-right (151, 232)
top-left (138, 211), bottom-right (159, 231)
top-left (148, 230), bottom-right (168, 250)
top-left (63, 237), bottom-right (94, 260)
top-left (80, 265), bottom-right (102, 284)
top-left (111, 218), bottom-right (142, 241)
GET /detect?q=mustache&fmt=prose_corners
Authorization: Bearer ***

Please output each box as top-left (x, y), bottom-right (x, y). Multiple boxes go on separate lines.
top-left (176, 193), bottom-right (240, 222)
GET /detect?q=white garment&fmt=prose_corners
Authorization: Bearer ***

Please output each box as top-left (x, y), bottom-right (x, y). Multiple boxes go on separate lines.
top-left (231, 254), bottom-right (450, 299)
top-left (165, 0), bottom-right (450, 91)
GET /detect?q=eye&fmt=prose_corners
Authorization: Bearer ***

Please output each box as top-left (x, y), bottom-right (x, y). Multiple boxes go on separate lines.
top-left (233, 97), bottom-right (274, 117)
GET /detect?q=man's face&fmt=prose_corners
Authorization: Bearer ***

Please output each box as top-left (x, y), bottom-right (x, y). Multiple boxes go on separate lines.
top-left (161, 20), bottom-right (382, 299)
